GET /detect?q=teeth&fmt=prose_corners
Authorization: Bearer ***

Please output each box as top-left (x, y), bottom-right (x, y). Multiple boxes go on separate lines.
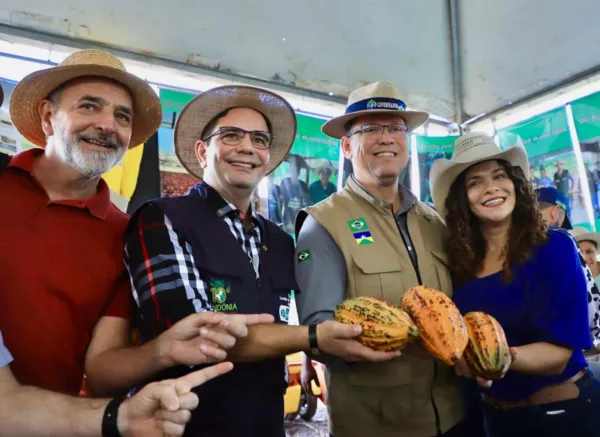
top-left (375, 152), bottom-right (395, 157)
top-left (231, 162), bottom-right (253, 168)
top-left (484, 198), bottom-right (504, 206)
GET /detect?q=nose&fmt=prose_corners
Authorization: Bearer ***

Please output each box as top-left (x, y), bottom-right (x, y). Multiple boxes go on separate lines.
top-left (94, 109), bottom-right (118, 135)
top-left (378, 127), bottom-right (395, 145)
top-left (234, 132), bottom-right (256, 155)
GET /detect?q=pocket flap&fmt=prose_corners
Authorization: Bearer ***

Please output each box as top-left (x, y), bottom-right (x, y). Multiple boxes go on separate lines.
top-left (430, 250), bottom-right (450, 266)
top-left (352, 250), bottom-right (403, 274)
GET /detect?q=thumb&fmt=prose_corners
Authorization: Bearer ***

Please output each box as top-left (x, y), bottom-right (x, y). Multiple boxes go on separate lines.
top-left (509, 347), bottom-right (518, 362)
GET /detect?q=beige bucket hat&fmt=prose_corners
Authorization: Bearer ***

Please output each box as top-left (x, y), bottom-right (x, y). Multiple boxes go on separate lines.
top-left (174, 85), bottom-right (297, 180)
top-left (9, 49), bottom-right (162, 149)
top-left (430, 132), bottom-right (530, 219)
top-left (570, 227), bottom-right (600, 248)
top-left (321, 81), bottom-right (429, 139)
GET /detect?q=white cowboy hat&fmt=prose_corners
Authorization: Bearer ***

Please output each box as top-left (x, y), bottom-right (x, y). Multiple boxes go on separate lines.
top-left (9, 49), bottom-right (162, 149)
top-left (570, 227), bottom-right (600, 248)
top-left (430, 132), bottom-right (530, 220)
top-left (321, 81), bottom-right (429, 139)
top-left (174, 85), bottom-right (297, 180)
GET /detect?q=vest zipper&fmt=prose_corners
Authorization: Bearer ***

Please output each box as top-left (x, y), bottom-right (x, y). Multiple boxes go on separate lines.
top-left (392, 208), bottom-right (440, 435)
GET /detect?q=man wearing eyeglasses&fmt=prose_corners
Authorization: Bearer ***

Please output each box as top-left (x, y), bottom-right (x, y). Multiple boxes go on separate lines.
top-left (123, 85), bottom-right (400, 437)
top-left (294, 82), bottom-right (468, 437)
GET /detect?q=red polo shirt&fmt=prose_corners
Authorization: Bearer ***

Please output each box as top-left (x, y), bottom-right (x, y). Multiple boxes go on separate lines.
top-left (0, 149), bottom-right (132, 394)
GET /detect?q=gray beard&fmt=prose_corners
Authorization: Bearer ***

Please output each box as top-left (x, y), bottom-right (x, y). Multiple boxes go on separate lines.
top-left (56, 133), bottom-right (126, 178)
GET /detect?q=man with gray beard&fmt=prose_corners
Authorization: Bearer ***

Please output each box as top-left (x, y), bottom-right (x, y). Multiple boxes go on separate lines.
top-left (0, 50), bottom-right (272, 409)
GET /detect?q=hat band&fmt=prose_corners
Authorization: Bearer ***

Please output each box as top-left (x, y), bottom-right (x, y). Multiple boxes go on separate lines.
top-left (345, 97), bottom-right (406, 114)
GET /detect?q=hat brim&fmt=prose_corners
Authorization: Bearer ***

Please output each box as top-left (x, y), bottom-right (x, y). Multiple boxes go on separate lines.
top-left (574, 232), bottom-right (600, 247)
top-left (174, 85), bottom-right (297, 180)
top-left (430, 145), bottom-right (530, 220)
top-left (9, 64), bottom-right (162, 149)
top-left (561, 214), bottom-right (573, 230)
top-left (321, 109), bottom-right (429, 139)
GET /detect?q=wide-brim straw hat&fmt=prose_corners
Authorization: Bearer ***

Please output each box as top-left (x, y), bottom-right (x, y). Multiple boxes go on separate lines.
top-left (570, 226), bottom-right (600, 248)
top-left (430, 132), bottom-right (530, 220)
top-left (321, 81), bottom-right (429, 139)
top-left (10, 49), bottom-right (162, 149)
top-left (174, 85), bottom-right (297, 180)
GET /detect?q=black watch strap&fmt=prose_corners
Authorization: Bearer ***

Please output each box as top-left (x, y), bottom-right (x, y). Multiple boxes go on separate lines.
top-left (308, 323), bottom-right (320, 355)
top-left (102, 397), bottom-right (125, 437)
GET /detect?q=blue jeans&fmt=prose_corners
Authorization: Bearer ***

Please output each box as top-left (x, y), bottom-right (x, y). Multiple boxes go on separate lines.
top-left (481, 369), bottom-right (600, 437)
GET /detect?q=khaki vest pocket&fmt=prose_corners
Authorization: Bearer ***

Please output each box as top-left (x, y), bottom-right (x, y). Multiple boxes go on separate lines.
top-left (430, 251), bottom-right (453, 296)
top-left (351, 252), bottom-right (403, 302)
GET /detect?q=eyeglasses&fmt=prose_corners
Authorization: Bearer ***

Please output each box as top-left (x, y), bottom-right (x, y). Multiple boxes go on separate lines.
top-left (347, 124), bottom-right (408, 139)
top-left (203, 127), bottom-right (274, 150)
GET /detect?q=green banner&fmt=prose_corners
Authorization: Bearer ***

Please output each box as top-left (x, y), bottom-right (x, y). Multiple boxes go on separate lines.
top-left (159, 88), bottom-right (196, 116)
top-left (268, 113), bottom-right (339, 235)
top-left (497, 108), bottom-right (571, 158)
top-left (415, 135), bottom-right (458, 207)
top-left (571, 92), bottom-right (600, 229)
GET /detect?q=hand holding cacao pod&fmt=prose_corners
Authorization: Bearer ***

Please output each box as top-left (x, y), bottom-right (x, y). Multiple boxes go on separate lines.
top-left (463, 312), bottom-right (513, 380)
top-left (401, 286), bottom-right (468, 365)
top-left (333, 296), bottom-right (419, 352)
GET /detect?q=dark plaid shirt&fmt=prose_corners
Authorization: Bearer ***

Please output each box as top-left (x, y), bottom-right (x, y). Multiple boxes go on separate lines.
top-left (124, 186), bottom-right (262, 335)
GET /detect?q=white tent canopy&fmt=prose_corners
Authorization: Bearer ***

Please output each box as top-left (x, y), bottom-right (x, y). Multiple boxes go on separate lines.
top-left (1, 0), bottom-right (600, 128)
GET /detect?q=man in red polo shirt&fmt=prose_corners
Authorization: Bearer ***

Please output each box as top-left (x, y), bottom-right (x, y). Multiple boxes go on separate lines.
top-left (0, 49), bottom-right (273, 402)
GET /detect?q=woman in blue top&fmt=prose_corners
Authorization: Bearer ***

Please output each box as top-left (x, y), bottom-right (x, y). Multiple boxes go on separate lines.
top-left (429, 132), bottom-right (600, 437)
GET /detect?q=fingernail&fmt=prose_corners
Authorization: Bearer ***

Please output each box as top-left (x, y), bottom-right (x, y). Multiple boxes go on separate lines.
top-left (222, 320), bottom-right (230, 328)
top-left (200, 328), bottom-right (208, 336)
top-left (200, 344), bottom-right (207, 352)
top-left (353, 326), bottom-right (362, 333)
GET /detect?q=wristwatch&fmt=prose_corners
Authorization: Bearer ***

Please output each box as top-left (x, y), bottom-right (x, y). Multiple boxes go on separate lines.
top-left (102, 397), bottom-right (124, 437)
top-left (308, 323), bottom-right (320, 356)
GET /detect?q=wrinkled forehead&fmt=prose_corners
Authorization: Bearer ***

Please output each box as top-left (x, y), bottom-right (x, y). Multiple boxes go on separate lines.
top-left (56, 76), bottom-right (133, 107)
top-left (348, 113), bottom-right (407, 131)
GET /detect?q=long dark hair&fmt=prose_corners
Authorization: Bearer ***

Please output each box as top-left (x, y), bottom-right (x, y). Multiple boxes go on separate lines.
top-left (444, 159), bottom-right (547, 284)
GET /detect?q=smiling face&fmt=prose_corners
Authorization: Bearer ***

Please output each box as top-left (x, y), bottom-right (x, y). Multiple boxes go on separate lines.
top-left (464, 160), bottom-right (516, 225)
top-left (341, 114), bottom-right (408, 187)
top-left (195, 107), bottom-right (270, 193)
top-left (38, 77), bottom-right (133, 178)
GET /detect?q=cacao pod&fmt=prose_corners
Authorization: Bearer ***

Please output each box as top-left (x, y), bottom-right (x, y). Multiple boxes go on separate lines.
top-left (401, 286), bottom-right (468, 365)
top-left (334, 296), bottom-right (419, 351)
top-left (463, 312), bottom-right (511, 379)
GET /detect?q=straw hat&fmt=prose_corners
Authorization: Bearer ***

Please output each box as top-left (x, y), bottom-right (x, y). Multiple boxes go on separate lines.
top-left (430, 132), bottom-right (529, 219)
top-left (570, 227), bottom-right (600, 248)
top-left (321, 81), bottom-right (429, 139)
top-left (9, 49), bottom-right (162, 149)
top-left (174, 85), bottom-right (297, 180)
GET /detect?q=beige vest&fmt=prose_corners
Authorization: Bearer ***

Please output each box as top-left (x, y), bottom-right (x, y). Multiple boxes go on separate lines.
top-left (302, 177), bottom-right (464, 437)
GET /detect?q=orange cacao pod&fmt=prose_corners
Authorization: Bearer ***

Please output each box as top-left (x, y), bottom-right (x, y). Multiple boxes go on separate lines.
top-left (334, 296), bottom-right (419, 352)
top-left (463, 312), bottom-right (511, 379)
top-left (401, 286), bottom-right (468, 365)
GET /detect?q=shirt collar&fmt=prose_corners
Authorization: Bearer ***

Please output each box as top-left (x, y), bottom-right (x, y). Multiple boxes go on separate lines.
top-left (198, 181), bottom-right (259, 222)
top-left (348, 174), bottom-right (417, 216)
top-left (8, 148), bottom-right (112, 220)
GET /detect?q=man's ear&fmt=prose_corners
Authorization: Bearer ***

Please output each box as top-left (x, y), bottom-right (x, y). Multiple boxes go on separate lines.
top-left (195, 140), bottom-right (209, 169)
top-left (341, 136), bottom-right (353, 160)
top-left (38, 99), bottom-right (56, 138)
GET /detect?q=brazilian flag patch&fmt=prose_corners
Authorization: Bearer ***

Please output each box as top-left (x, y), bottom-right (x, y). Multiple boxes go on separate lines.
top-left (353, 231), bottom-right (374, 245)
top-left (347, 217), bottom-right (368, 232)
top-left (297, 250), bottom-right (312, 263)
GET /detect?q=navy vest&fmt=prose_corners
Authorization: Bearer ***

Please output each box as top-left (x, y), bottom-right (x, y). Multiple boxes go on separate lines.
top-left (134, 183), bottom-right (297, 434)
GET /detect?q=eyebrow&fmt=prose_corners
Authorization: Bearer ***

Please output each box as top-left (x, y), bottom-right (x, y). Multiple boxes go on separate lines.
top-left (466, 167), bottom-right (505, 182)
top-left (78, 95), bottom-right (134, 117)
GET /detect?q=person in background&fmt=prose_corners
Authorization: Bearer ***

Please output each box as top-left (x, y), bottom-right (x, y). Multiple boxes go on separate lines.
top-left (553, 159), bottom-right (573, 217)
top-left (309, 166), bottom-right (337, 204)
top-left (585, 163), bottom-right (599, 213)
top-left (538, 166), bottom-right (553, 188)
top-left (570, 227), bottom-right (600, 292)
top-left (528, 165), bottom-right (539, 189)
top-left (430, 132), bottom-right (600, 437)
top-left (0, 329), bottom-right (233, 437)
top-left (278, 153), bottom-right (311, 233)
